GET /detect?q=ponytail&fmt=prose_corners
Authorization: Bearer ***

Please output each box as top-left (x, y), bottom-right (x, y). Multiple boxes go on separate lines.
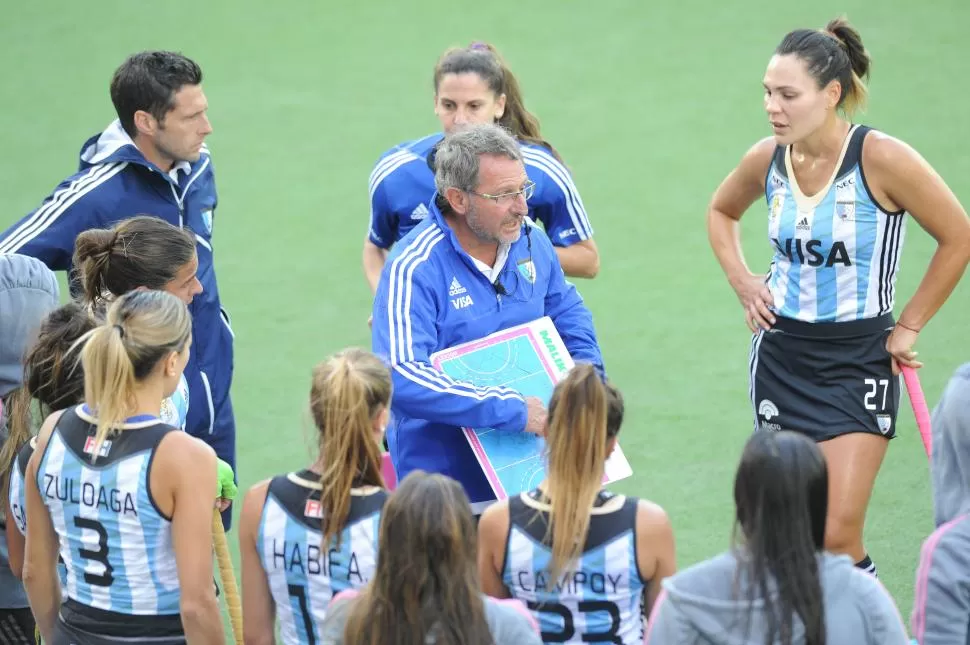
top-left (78, 324), bottom-right (136, 460)
top-left (0, 301), bottom-right (94, 501)
top-left (73, 215), bottom-right (197, 309)
top-left (433, 42), bottom-right (563, 162)
top-left (76, 290), bottom-right (191, 461)
top-left (310, 348), bottom-right (391, 548)
top-left (824, 17), bottom-right (870, 116)
top-left (0, 388), bottom-right (32, 502)
top-left (544, 364), bottom-right (608, 579)
top-left (776, 16), bottom-right (872, 118)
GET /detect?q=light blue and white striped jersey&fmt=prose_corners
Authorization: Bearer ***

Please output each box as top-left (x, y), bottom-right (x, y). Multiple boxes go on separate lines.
top-left (258, 469), bottom-right (387, 645)
top-left (765, 125), bottom-right (907, 323)
top-left (368, 133), bottom-right (593, 249)
top-left (503, 489), bottom-right (645, 645)
top-left (9, 436), bottom-right (69, 588)
top-left (35, 405), bottom-right (181, 619)
top-left (160, 374), bottom-right (189, 431)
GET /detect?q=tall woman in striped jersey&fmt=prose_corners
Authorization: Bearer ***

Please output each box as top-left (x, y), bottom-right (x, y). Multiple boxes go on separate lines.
top-left (73, 215), bottom-right (203, 432)
top-left (708, 17), bottom-right (970, 577)
top-left (362, 41), bottom-right (599, 295)
top-left (477, 365), bottom-right (677, 644)
top-left (238, 348), bottom-right (391, 644)
top-left (22, 291), bottom-right (225, 645)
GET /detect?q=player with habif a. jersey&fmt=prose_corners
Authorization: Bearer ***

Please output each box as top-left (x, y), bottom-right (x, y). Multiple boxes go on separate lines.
top-left (478, 365), bottom-right (676, 644)
top-left (23, 291), bottom-right (232, 645)
top-left (239, 348), bottom-right (391, 645)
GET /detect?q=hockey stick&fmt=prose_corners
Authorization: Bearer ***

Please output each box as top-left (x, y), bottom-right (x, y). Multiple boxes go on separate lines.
top-left (212, 510), bottom-right (243, 642)
top-left (901, 366), bottom-right (932, 458)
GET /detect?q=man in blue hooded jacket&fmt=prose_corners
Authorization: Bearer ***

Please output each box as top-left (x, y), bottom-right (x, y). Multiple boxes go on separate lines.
top-left (372, 123), bottom-right (604, 514)
top-left (0, 51), bottom-right (236, 527)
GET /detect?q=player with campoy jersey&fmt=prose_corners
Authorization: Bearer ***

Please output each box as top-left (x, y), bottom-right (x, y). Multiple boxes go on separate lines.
top-left (363, 41), bottom-right (599, 299)
top-left (239, 348), bottom-right (390, 645)
top-left (708, 18), bottom-right (970, 579)
top-left (478, 366), bottom-right (676, 644)
top-left (22, 291), bottom-right (232, 645)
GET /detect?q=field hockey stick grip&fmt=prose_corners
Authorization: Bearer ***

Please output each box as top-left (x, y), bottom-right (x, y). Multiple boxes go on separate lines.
top-left (213, 509), bottom-right (244, 642)
top-left (901, 366), bottom-right (932, 458)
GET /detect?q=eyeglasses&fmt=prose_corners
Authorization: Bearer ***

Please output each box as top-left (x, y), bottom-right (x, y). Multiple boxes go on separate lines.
top-left (466, 180), bottom-right (536, 206)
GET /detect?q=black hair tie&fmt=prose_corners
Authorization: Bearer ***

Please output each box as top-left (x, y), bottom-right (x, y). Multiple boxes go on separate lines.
top-left (113, 324), bottom-right (125, 339)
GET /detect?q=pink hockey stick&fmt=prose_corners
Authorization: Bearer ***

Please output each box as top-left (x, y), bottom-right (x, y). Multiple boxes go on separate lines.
top-left (901, 366), bottom-right (932, 458)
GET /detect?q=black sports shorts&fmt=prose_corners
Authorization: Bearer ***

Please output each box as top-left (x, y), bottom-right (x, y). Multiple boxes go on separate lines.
top-left (750, 313), bottom-right (899, 442)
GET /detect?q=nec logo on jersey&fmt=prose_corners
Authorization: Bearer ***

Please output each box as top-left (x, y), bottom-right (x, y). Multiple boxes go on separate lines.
top-left (835, 176), bottom-right (855, 190)
top-left (410, 204), bottom-right (429, 221)
top-left (83, 436), bottom-right (112, 458)
top-left (304, 500), bottom-right (323, 519)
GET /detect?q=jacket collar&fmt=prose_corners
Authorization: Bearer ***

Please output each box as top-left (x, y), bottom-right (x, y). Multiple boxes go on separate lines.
top-left (78, 119), bottom-right (203, 182)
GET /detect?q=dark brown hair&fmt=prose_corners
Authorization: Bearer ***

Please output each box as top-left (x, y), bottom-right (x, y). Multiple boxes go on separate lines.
top-left (72, 215), bottom-right (196, 309)
top-left (776, 17), bottom-right (871, 116)
top-left (342, 471), bottom-right (494, 645)
top-left (433, 42), bottom-right (562, 161)
top-left (1, 302), bottom-right (95, 501)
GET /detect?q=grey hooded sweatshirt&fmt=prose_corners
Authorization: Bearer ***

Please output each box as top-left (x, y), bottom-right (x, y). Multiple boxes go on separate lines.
top-left (0, 253), bottom-right (59, 609)
top-left (911, 362), bottom-right (970, 644)
top-left (644, 550), bottom-right (909, 644)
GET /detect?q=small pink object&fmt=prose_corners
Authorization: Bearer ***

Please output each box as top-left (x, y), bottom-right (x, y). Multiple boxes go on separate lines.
top-left (902, 366), bottom-right (932, 458)
top-left (381, 453), bottom-right (397, 491)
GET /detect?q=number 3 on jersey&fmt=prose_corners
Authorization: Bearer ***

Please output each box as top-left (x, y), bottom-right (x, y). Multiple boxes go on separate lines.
top-left (527, 600), bottom-right (622, 644)
top-left (863, 378), bottom-right (889, 411)
top-left (74, 516), bottom-right (114, 587)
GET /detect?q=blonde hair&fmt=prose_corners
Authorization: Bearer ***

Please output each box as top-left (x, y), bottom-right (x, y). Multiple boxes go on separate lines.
top-left (76, 290), bottom-right (191, 459)
top-left (310, 348), bottom-right (391, 548)
top-left (543, 365), bottom-right (624, 579)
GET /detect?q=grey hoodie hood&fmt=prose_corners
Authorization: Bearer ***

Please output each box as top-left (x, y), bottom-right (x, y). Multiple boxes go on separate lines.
top-left (0, 254), bottom-right (59, 398)
top-left (646, 551), bottom-right (908, 644)
top-left (930, 362), bottom-right (970, 526)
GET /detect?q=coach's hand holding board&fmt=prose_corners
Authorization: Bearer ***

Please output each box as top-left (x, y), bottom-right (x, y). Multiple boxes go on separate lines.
top-left (371, 123), bottom-right (607, 514)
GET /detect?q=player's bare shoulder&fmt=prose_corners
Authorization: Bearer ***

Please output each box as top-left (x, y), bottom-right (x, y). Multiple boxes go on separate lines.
top-left (743, 136), bottom-right (779, 176)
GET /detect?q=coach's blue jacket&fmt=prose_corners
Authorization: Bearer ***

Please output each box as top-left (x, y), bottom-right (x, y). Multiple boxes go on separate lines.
top-left (372, 198), bottom-right (603, 510)
top-left (0, 121), bottom-right (235, 463)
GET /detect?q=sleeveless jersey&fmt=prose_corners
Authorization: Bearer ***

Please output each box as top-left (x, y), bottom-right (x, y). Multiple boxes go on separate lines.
top-left (35, 405), bottom-right (181, 622)
top-left (765, 125), bottom-right (907, 323)
top-left (8, 437), bottom-right (32, 538)
top-left (9, 437), bottom-right (69, 587)
top-left (160, 374), bottom-right (189, 431)
top-left (503, 489), bottom-right (645, 645)
top-left (258, 469), bottom-right (387, 645)
top-left (367, 133), bottom-right (593, 249)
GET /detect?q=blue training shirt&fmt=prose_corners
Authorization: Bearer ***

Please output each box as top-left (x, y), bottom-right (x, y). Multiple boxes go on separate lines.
top-left (371, 198), bottom-right (603, 511)
top-left (367, 133), bottom-right (593, 250)
top-left (765, 125), bottom-right (907, 323)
